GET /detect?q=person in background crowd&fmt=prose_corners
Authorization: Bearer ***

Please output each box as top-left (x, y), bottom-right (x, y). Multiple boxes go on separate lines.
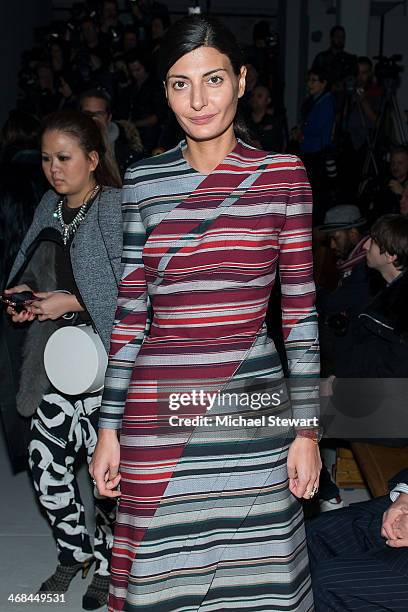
top-left (389, 146), bottom-right (408, 198)
top-left (371, 146), bottom-right (408, 219)
top-left (151, 13), bottom-right (170, 47)
top-left (400, 184), bottom-right (408, 215)
top-left (34, 63), bottom-right (63, 116)
top-left (317, 205), bottom-right (374, 377)
top-left (315, 206), bottom-right (377, 513)
top-left (128, 0), bottom-right (169, 47)
top-left (327, 214), bottom-right (408, 446)
top-left (296, 68), bottom-right (336, 225)
top-left (245, 84), bottom-right (285, 152)
top-left (343, 57), bottom-right (382, 195)
top-left (117, 50), bottom-right (166, 152)
top-left (0, 110), bottom-right (48, 474)
top-left (240, 61), bottom-right (260, 111)
top-left (48, 39), bottom-right (71, 79)
top-left (4, 111), bottom-right (123, 610)
top-left (79, 14), bottom-right (110, 68)
top-left (100, 0), bottom-right (124, 39)
top-left (150, 12), bottom-right (171, 75)
top-left (308, 469), bottom-right (408, 611)
top-left (311, 25), bottom-right (355, 87)
top-left (0, 110), bottom-right (46, 288)
top-left (80, 88), bottom-right (144, 177)
top-left (122, 25), bottom-right (139, 53)
top-left (245, 20), bottom-right (279, 93)
top-left (341, 214), bottom-right (408, 379)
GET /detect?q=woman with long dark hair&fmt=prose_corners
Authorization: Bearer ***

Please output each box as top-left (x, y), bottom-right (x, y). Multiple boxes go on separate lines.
top-left (5, 110), bottom-right (122, 610)
top-left (91, 16), bottom-right (321, 612)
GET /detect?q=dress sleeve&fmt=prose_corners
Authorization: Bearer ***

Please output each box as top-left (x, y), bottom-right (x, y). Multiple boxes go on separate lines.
top-left (99, 177), bottom-right (151, 430)
top-left (278, 158), bottom-right (320, 424)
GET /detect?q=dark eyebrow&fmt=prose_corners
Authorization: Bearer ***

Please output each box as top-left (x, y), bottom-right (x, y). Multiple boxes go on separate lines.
top-left (167, 68), bottom-right (227, 80)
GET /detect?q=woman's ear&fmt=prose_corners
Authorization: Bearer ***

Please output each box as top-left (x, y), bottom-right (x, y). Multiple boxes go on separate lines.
top-left (238, 65), bottom-right (247, 99)
top-left (88, 150), bottom-right (99, 173)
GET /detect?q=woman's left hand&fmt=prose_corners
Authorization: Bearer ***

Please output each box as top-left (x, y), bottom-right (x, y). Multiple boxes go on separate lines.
top-left (287, 436), bottom-right (322, 499)
top-left (28, 292), bottom-right (83, 321)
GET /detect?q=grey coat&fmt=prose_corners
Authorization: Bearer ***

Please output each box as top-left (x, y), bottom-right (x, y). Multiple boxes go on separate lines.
top-left (8, 187), bottom-right (123, 353)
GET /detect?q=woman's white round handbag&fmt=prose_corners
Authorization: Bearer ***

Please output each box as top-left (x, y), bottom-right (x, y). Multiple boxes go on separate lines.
top-left (44, 325), bottom-right (108, 395)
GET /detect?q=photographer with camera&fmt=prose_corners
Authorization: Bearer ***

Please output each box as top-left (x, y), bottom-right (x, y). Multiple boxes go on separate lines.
top-left (341, 57), bottom-right (382, 197)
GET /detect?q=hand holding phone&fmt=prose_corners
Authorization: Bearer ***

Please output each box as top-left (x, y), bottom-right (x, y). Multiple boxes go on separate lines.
top-left (2, 284), bottom-right (39, 323)
top-left (1, 291), bottom-right (39, 313)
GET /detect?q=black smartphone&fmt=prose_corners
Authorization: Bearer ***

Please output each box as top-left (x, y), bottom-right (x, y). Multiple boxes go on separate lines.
top-left (0, 291), bottom-right (39, 313)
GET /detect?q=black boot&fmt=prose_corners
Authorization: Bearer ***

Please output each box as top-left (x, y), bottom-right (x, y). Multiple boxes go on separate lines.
top-left (82, 574), bottom-right (110, 610)
top-left (38, 558), bottom-right (94, 593)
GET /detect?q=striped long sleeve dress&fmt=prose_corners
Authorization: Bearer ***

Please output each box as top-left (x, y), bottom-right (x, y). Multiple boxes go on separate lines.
top-left (100, 139), bottom-right (320, 612)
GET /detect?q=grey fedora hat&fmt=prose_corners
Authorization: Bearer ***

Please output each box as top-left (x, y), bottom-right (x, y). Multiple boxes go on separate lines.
top-left (318, 205), bottom-right (366, 232)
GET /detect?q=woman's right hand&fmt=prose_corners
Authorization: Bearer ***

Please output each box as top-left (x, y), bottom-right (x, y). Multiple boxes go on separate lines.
top-left (90, 429), bottom-right (121, 498)
top-left (4, 284), bottom-right (36, 323)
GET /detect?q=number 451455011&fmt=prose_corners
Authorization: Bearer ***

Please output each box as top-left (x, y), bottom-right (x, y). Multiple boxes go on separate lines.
top-left (8, 593), bottom-right (66, 603)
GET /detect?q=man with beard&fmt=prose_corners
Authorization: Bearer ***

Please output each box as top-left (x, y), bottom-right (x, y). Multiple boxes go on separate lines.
top-left (317, 205), bottom-right (374, 375)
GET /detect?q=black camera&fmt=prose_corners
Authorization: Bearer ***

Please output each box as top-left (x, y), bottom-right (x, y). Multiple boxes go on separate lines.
top-left (374, 54), bottom-right (403, 88)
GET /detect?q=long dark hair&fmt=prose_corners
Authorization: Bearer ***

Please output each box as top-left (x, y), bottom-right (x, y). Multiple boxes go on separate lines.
top-left (158, 15), bottom-right (253, 145)
top-left (41, 110), bottom-right (122, 188)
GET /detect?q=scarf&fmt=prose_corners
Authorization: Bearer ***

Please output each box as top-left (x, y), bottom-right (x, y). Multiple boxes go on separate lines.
top-left (337, 236), bottom-right (369, 278)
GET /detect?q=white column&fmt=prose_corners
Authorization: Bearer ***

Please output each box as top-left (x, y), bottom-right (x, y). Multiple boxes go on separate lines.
top-left (338, 0), bottom-right (370, 57)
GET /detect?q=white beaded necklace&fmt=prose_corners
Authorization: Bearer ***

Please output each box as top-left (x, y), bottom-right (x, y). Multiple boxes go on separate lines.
top-left (54, 184), bottom-right (101, 245)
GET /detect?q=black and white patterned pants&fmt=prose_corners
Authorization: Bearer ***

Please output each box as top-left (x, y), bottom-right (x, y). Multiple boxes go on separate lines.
top-left (29, 392), bottom-right (117, 575)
